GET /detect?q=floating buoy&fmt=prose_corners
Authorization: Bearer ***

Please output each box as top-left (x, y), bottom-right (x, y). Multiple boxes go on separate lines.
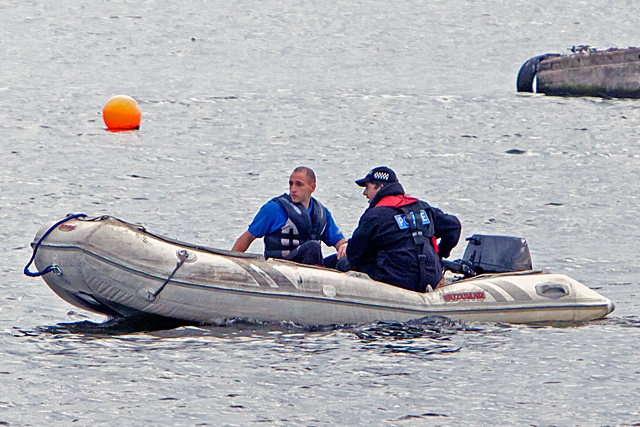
top-left (102, 95), bottom-right (141, 131)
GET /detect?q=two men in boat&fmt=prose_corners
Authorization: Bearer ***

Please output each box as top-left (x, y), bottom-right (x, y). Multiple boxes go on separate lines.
top-left (232, 166), bottom-right (348, 265)
top-left (233, 165), bottom-right (461, 292)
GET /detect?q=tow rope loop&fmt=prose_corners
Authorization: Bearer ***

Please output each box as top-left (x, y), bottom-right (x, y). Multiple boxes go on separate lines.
top-left (148, 250), bottom-right (190, 300)
top-left (23, 213), bottom-right (87, 277)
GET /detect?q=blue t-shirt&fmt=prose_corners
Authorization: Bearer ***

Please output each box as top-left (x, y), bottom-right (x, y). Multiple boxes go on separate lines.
top-left (248, 198), bottom-right (344, 247)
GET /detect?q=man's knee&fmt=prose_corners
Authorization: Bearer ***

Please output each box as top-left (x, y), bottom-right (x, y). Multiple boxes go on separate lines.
top-left (285, 240), bottom-right (323, 265)
top-left (336, 257), bottom-right (352, 272)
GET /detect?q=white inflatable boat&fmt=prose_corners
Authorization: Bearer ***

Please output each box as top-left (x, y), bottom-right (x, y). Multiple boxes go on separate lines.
top-left (25, 214), bottom-right (615, 325)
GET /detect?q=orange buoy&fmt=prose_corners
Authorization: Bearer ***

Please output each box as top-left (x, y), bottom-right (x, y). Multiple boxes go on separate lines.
top-left (102, 95), bottom-right (142, 131)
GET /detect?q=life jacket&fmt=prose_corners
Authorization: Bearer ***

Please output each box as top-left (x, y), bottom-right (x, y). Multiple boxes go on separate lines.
top-left (263, 194), bottom-right (328, 259)
top-left (376, 194), bottom-right (438, 292)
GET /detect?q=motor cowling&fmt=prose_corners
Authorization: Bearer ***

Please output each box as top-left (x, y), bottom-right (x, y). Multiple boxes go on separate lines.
top-left (444, 234), bottom-right (533, 276)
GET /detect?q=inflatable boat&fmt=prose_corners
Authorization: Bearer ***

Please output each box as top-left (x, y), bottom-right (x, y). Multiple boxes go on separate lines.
top-left (517, 46), bottom-right (640, 99)
top-left (24, 214), bottom-right (615, 325)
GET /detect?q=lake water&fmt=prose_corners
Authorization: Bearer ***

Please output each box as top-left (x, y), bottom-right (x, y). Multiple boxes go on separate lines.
top-left (1, 0), bottom-right (639, 425)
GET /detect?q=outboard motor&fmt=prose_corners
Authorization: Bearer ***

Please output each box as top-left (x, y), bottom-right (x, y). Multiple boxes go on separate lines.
top-left (443, 234), bottom-right (532, 277)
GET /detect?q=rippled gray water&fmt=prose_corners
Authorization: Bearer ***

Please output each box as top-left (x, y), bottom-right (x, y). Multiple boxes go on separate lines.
top-left (2, 0), bottom-right (640, 425)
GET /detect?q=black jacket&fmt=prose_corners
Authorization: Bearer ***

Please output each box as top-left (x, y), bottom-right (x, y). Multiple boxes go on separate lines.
top-left (346, 182), bottom-right (461, 292)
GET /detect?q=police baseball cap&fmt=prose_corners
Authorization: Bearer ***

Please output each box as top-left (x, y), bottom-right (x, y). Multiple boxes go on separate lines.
top-left (355, 166), bottom-right (398, 187)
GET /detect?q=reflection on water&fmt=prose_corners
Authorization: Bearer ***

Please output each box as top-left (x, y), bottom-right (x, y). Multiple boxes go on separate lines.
top-left (604, 315), bottom-right (640, 328)
top-left (34, 313), bottom-right (197, 336)
top-left (355, 317), bottom-right (466, 355)
top-left (15, 314), bottom-right (502, 357)
top-left (19, 315), bottom-right (518, 361)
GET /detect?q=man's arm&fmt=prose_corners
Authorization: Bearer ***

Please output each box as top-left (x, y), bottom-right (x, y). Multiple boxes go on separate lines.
top-left (322, 207), bottom-right (348, 258)
top-left (345, 213), bottom-right (375, 266)
top-left (232, 200), bottom-right (287, 253)
top-left (232, 230), bottom-right (257, 253)
top-left (333, 238), bottom-right (348, 259)
top-left (432, 208), bottom-right (461, 258)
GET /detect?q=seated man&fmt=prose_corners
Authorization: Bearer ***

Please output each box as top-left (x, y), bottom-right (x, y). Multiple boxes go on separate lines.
top-left (232, 166), bottom-right (347, 265)
top-left (338, 166), bottom-right (461, 292)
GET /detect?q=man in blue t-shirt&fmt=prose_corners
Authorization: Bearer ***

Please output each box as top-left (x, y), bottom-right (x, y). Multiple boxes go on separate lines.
top-left (232, 166), bottom-right (347, 265)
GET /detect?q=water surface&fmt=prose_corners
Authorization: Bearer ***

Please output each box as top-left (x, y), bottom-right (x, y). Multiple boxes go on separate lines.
top-left (1, 0), bottom-right (639, 425)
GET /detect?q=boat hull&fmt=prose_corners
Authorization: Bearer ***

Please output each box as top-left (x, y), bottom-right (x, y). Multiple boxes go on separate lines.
top-left (518, 48), bottom-right (640, 99)
top-left (31, 216), bottom-right (615, 325)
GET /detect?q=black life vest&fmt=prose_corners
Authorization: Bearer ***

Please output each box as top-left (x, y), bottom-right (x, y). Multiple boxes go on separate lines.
top-left (263, 194), bottom-right (328, 259)
top-left (376, 194), bottom-right (439, 291)
top-left (397, 201), bottom-right (438, 292)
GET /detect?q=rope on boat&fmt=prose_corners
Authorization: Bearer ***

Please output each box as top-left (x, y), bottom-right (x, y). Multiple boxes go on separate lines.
top-left (146, 249), bottom-right (191, 301)
top-left (23, 213), bottom-right (88, 277)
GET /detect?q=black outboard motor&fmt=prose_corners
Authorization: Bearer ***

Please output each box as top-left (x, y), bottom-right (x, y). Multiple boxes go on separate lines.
top-left (443, 235), bottom-right (533, 277)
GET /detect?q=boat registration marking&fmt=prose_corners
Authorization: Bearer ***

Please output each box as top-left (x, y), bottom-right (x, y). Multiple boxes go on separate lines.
top-left (443, 291), bottom-right (486, 302)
